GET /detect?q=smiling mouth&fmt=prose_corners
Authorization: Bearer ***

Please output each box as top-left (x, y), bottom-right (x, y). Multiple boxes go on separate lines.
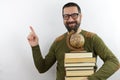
top-left (68, 23), bottom-right (76, 27)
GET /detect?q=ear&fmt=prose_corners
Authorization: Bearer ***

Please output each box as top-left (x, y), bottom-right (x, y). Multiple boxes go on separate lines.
top-left (79, 13), bottom-right (82, 21)
top-left (80, 14), bottom-right (82, 19)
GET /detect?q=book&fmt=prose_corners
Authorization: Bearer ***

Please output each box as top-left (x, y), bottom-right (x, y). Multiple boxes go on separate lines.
top-left (65, 62), bottom-right (95, 67)
top-left (66, 70), bottom-right (94, 76)
top-left (65, 57), bottom-right (96, 63)
top-left (64, 52), bottom-right (96, 79)
top-left (65, 66), bottom-right (94, 70)
top-left (70, 51), bottom-right (87, 53)
top-left (65, 77), bottom-right (88, 80)
top-left (65, 52), bottom-right (93, 58)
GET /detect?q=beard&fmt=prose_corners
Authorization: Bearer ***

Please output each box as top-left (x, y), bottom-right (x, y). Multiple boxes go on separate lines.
top-left (65, 21), bottom-right (80, 32)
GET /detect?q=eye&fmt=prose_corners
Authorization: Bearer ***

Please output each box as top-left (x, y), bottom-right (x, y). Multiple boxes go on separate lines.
top-left (63, 14), bottom-right (69, 20)
top-left (71, 13), bottom-right (79, 19)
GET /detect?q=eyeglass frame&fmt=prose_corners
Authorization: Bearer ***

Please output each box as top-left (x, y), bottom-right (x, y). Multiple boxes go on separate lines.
top-left (63, 13), bottom-right (80, 20)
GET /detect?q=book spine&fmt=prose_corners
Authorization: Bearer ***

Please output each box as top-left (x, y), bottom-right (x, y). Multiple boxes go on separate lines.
top-left (65, 58), bottom-right (96, 63)
top-left (66, 70), bottom-right (94, 76)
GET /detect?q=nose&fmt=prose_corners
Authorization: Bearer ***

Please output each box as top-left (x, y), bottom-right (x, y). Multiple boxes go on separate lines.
top-left (68, 16), bottom-right (74, 22)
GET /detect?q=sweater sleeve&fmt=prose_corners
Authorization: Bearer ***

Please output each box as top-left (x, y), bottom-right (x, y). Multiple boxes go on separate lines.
top-left (88, 34), bottom-right (120, 80)
top-left (31, 42), bottom-right (56, 73)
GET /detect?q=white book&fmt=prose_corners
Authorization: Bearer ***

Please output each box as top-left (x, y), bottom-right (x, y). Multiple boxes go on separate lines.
top-left (65, 66), bottom-right (94, 70)
top-left (65, 62), bottom-right (95, 67)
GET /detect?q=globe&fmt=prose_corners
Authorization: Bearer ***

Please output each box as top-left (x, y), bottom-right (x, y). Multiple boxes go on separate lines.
top-left (70, 33), bottom-right (85, 49)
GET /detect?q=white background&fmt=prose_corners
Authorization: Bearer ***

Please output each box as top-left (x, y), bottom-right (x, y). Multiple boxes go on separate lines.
top-left (0, 0), bottom-right (120, 80)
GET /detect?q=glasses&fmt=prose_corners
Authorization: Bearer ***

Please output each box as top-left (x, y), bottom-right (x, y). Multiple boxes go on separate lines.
top-left (63, 13), bottom-right (79, 20)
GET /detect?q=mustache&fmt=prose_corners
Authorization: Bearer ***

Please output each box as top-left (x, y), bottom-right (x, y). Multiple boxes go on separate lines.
top-left (66, 21), bottom-right (77, 24)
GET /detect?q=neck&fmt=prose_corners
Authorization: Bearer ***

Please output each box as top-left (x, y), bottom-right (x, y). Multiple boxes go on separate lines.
top-left (76, 28), bottom-right (81, 34)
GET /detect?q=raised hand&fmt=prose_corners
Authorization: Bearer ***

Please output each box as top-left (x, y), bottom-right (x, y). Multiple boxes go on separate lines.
top-left (27, 26), bottom-right (39, 47)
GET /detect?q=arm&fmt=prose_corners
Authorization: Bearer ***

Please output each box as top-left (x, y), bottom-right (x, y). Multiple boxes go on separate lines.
top-left (32, 44), bottom-right (56, 73)
top-left (27, 26), bottom-right (56, 73)
top-left (88, 35), bottom-right (120, 80)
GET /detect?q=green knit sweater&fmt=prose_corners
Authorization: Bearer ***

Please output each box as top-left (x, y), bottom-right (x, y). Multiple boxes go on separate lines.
top-left (31, 30), bottom-right (119, 80)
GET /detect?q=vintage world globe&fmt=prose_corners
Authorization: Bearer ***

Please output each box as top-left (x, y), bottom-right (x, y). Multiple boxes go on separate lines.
top-left (70, 33), bottom-right (85, 48)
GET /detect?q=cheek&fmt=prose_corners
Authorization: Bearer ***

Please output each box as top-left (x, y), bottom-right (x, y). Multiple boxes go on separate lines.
top-left (76, 19), bottom-right (80, 23)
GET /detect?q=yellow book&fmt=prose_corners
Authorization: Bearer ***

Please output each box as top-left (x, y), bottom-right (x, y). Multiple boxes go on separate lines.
top-left (65, 57), bottom-right (96, 63)
top-left (65, 77), bottom-right (88, 80)
top-left (66, 70), bottom-right (94, 76)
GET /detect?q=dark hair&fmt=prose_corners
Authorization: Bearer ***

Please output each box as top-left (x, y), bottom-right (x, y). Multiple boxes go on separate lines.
top-left (62, 2), bottom-right (81, 14)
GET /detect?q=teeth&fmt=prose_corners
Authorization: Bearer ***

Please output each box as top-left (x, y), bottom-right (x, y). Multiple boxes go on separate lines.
top-left (69, 23), bottom-right (75, 24)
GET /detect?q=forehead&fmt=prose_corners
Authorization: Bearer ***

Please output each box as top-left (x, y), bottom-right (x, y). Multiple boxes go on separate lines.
top-left (63, 6), bottom-right (78, 14)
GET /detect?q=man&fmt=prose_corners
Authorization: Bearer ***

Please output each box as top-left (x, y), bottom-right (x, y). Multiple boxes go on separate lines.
top-left (27, 2), bottom-right (119, 80)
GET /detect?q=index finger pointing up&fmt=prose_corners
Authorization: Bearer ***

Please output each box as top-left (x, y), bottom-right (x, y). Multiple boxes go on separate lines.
top-left (30, 26), bottom-right (35, 33)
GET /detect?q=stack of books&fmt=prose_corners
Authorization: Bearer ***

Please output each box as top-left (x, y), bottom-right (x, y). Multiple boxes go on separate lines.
top-left (64, 52), bottom-right (96, 80)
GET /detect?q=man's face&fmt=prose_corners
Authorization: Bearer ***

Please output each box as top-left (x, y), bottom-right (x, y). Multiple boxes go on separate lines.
top-left (63, 6), bottom-right (82, 32)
